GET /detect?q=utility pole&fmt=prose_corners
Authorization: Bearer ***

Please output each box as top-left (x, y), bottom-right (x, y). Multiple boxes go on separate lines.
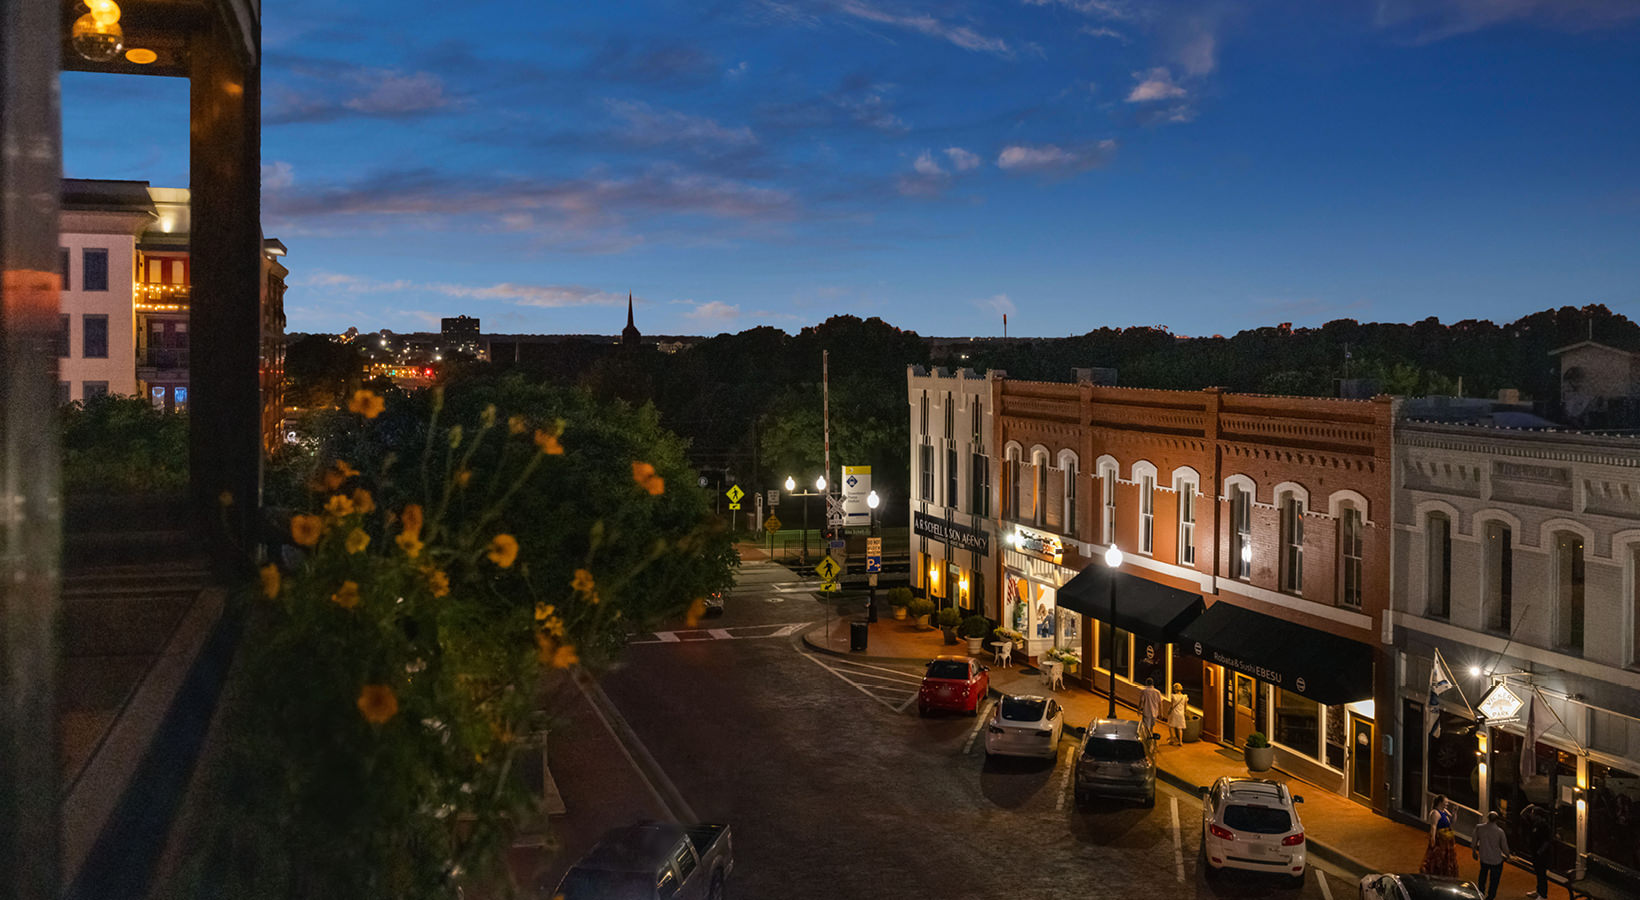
top-left (822, 349), bottom-right (831, 545)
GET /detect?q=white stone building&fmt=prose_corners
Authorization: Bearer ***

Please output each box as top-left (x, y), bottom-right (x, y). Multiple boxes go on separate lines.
top-left (58, 180), bottom-right (151, 403)
top-left (907, 366), bottom-right (1000, 618)
top-left (1393, 419), bottom-right (1640, 887)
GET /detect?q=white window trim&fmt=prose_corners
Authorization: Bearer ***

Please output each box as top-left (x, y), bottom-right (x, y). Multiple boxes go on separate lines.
top-left (1222, 472), bottom-right (1257, 503)
top-left (1271, 480), bottom-right (1309, 508)
top-left (1175, 474), bottom-right (1198, 567)
top-left (1325, 489), bottom-right (1372, 526)
top-left (1139, 473), bottom-right (1155, 556)
top-left (1099, 461), bottom-right (1118, 546)
top-left (1131, 460), bottom-right (1158, 483)
top-left (1278, 489), bottom-right (1305, 594)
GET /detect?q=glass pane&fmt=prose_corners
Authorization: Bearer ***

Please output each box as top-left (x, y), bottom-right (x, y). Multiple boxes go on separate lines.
top-left (1427, 711), bottom-right (1480, 811)
top-left (1274, 688), bottom-right (1320, 759)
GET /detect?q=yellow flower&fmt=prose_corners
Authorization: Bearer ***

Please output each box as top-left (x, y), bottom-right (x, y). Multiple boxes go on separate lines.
top-left (324, 493), bottom-right (355, 518)
top-left (508, 415), bottom-right (526, 435)
top-left (480, 404), bottom-right (497, 428)
top-left (320, 469), bottom-right (345, 492)
top-left (534, 602), bottom-right (554, 621)
top-left (259, 564), bottom-right (280, 599)
top-left (631, 461), bottom-right (665, 496)
top-left (425, 568), bottom-right (450, 598)
top-left (401, 504), bottom-right (424, 538)
top-left (334, 460), bottom-right (360, 479)
top-left (685, 596), bottom-right (706, 628)
top-left (448, 425), bottom-right (464, 448)
top-left (534, 429), bottom-right (564, 455)
top-left (456, 469), bottom-right (472, 488)
top-left (350, 488), bottom-right (375, 515)
top-left (348, 389), bottom-right (385, 419)
top-left (571, 568), bottom-right (595, 594)
top-left (551, 644), bottom-right (580, 669)
top-left (357, 684), bottom-right (399, 724)
top-left (290, 514), bottom-right (322, 547)
top-left (395, 532), bottom-right (424, 559)
top-left (344, 528), bottom-right (370, 554)
top-left (331, 580), bottom-right (361, 609)
top-left (487, 534), bottom-right (519, 568)
top-left (534, 632), bottom-right (579, 669)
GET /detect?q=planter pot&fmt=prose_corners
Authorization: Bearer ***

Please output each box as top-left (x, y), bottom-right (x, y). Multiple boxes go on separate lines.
top-left (1184, 715), bottom-right (1203, 744)
top-left (1245, 745), bottom-right (1275, 773)
top-left (965, 636), bottom-right (984, 654)
top-left (893, 607), bottom-right (907, 620)
top-left (942, 627), bottom-right (958, 645)
top-left (914, 614), bottom-right (930, 629)
top-left (1061, 662), bottom-right (1080, 677)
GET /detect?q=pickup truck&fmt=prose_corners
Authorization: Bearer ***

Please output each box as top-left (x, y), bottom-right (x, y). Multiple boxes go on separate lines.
top-left (554, 822), bottom-right (733, 900)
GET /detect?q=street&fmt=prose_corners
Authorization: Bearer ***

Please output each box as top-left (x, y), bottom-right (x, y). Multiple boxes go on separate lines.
top-left (539, 559), bottom-right (1354, 899)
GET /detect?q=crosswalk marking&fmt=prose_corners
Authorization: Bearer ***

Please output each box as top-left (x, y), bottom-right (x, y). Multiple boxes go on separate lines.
top-left (799, 651), bottom-right (924, 713)
top-left (628, 622), bottom-right (810, 644)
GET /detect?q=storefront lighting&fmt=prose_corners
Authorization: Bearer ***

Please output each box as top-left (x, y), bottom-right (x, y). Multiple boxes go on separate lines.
top-left (71, 1), bottom-right (124, 63)
top-left (929, 566), bottom-right (939, 583)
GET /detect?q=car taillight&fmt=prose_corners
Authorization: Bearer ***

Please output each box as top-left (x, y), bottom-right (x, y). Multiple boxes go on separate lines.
top-left (1209, 825), bottom-right (1234, 840)
top-left (1282, 832), bottom-right (1305, 846)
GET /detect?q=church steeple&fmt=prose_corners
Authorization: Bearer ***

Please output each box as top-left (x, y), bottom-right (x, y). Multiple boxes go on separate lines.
top-left (621, 292), bottom-right (641, 349)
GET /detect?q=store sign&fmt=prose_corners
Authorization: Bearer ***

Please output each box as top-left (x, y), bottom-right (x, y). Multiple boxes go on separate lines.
top-left (1192, 642), bottom-right (1287, 688)
top-left (1477, 683), bottom-right (1523, 725)
top-left (842, 465), bottom-right (872, 525)
top-left (914, 512), bottom-right (991, 555)
top-left (1013, 527), bottom-right (1063, 565)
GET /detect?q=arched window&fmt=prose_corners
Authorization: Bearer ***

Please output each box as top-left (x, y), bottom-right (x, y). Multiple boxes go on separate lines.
top-left (1229, 483), bottom-right (1253, 580)
top-left (1098, 458), bottom-right (1118, 545)
top-left (1553, 530), bottom-right (1585, 655)
top-left (1140, 472), bottom-right (1155, 555)
top-left (1005, 443), bottom-right (1022, 520)
top-left (1059, 450), bottom-right (1080, 538)
top-left (1338, 504), bottom-right (1363, 609)
top-left (1482, 520), bottom-right (1513, 634)
top-left (1426, 512), bottom-right (1452, 619)
top-left (1175, 473), bottom-right (1198, 567)
top-left (1627, 542), bottom-right (1640, 667)
top-left (1032, 448), bottom-right (1050, 527)
top-left (1279, 490), bottom-right (1305, 594)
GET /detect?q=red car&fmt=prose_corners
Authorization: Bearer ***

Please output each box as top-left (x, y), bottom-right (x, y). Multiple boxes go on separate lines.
top-left (918, 656), bottom-right (990, 716)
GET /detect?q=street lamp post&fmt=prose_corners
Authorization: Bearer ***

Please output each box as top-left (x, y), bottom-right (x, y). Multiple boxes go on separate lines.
top-left (1105, 544), bottom-right (1122, 719)
top-left (866, 489), bottom-right (880, 622)
top-left (785, 475), bottom-right (826, 565)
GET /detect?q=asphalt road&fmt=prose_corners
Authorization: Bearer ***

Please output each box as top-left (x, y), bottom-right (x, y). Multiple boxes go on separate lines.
top-left (540, 560), bottom-right (1356, 899)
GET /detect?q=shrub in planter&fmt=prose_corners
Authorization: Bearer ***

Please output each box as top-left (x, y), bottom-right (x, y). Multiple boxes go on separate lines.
top-left (887, 586), bottom-right (912, 619)
top-left (936, 607), bottom-right (962, 644)
top-left (906, 598), bottom-right (935, 627)
top-left (958, 616), bottom-right (992, 639)
top-left (1244, 731), bottom-right (1275, 772)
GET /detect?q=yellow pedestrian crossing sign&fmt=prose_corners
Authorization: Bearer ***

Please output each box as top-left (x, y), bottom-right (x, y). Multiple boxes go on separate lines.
top-left (726, 483), bottom-right (744, 510)
top-left (814, 555), bottom-right (840, 581)
top-left (764, 514), bottom-right (782, 533)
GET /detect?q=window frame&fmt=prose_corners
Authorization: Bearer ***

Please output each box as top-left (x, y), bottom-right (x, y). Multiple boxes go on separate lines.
top-left (1553, 530), bottom-right (1585, 656)
top-left (1483, 521), bottom-right (1513, 635)
top-left (1139, 474), bottom-right (1155, 555)
top-left (1176, 476), bottom-right (1197, 566)
top-left (1279, 492), bottom-right (1304, 594)
top-left (1426, 512), bottom-right (1452, 619)
top-left (1339, 505), bottom-right (1363, 609)
top-left (82, 313), bottom-right (109, 359)
top-left (1100, 462), bottom-right (1118, 546)
top-left (82, 247), bottom-right (109, 292)
top-left (1231, 486), bottom-right (1253, 580)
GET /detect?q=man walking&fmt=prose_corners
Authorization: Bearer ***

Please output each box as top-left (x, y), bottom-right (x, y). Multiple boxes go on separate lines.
top-left (1139, 678), bottom-right (1163, 737)
top-left (1472, 810), bottom-right (1509, 900)
top-left (1522, 803), bottom-right (1552, 899)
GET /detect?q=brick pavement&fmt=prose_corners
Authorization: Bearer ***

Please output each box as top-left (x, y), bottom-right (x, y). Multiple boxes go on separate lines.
top-left (805, 613), bottom-right (1547, 898)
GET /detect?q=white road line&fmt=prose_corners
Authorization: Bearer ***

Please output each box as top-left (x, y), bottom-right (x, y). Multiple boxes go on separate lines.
top-left (798, 650), bottom-right (905, 713)
top-left (1170, 796), bottom-right (1185, 883)
top-left (769, 623), bottom-right (803, 637)
top-left (1054, 746), bottom-right (1075, 811)
top-left (896, 694), bottom-right (919, 713)
top-left (571, 668), bottom-right (697, 823)
top-left (827, 667), bottom-right (923, 686)
top-left (962, 699), bottom-right (994, 754)
top-left (823, 658), bottom-right (927, 680)
top-left (655, 632), bottom-right (679, 643)
top-left (707, 628), bottom-right (732, 640)
top-left (1316, 867), bottom-right (1333, 900)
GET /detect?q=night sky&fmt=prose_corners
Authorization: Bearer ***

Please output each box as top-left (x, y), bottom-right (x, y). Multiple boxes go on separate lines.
top-left (61, 0), bottom-right (1640, 338)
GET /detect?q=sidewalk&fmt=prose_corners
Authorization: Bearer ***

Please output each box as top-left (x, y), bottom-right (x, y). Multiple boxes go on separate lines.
top-left (805, 614), bottom-right (1541, 896)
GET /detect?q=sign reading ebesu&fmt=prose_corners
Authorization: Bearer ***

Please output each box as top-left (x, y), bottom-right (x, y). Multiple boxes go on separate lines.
top-left (913, 511), bottom-right (990, 555)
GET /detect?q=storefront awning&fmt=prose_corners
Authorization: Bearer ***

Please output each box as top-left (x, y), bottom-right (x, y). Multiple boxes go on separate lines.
top-left (1180, 602), bottom-right (1374, 706)
top-left (1056, 565), bottom-right (1205, 643)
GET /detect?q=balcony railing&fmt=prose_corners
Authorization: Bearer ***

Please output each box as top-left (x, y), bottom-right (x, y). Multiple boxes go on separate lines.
top-left (137, 347), bottom-right (190, 369)
top-left (134, 282), bottom-right (192, 310)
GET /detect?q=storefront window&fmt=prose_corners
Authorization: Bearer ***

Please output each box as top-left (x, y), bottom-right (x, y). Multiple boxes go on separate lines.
top-left (1428, 711), bottom-right (1481, 813)
top-left (1170, 645), bottom-right (1203, 709)
top-left (1005, 574), bottom-right (1025, 633)
top-left (1055, 608), bottom-right (1078, 651)
top-left (1325, 704), bottom-right (1347, 770)
top-left (1098, 624), bottom-right (1131, 679)
top-left (1492, 730), bottom-right (1578, 873)
top-left (1134, 640), bottom-right (1165, 688)
top-left (1032, 584), bottom-right (1057, 641)
top-left (1274, 689), bottom-right (1321, 759)
top-left (1588, 761), bottom-right (1640, 878)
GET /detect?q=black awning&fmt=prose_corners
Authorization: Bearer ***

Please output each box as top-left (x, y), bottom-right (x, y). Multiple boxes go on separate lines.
top-left (1057, 565), bottom-right (1205, 643)
top-left (1179, 602), bottom-right (1374, 706)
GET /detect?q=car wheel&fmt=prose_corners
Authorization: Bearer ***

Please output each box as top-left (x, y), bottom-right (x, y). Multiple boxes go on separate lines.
top-left (1142, 791), bottom-right (1155, 808)
top-left (709, 871), bottom-right (726, 900)
top-left (917, 704), bottom-right (928, 717)
top-left (967, 701), bottom-right (979, 717)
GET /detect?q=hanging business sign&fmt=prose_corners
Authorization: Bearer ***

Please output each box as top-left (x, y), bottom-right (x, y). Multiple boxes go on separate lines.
top-left (1012, 527), bottom-right (1063, 565)
top-left (1477, 683), bottom-right (1523, 725)
top-left (913, 511), bottom-right (991, 555)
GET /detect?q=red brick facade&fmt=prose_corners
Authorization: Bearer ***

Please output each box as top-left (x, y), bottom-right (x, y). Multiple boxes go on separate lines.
top-left (995, 377), bottom-right (1396, 811)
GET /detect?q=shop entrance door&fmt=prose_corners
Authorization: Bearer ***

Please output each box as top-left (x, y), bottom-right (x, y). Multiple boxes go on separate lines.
top-left (1400, 699), bottom-right (1424, 816)
top-left (1350, 717), bottom-right (1374, 803)
top-left (1234, 673), bottom-right (1257, 744)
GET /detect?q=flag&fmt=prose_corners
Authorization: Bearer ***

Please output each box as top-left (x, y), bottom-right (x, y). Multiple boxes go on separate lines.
top-left (1429, 650), bottom-right (1456, 705)
top-left (1520, 692), bottom-right (1552, 784)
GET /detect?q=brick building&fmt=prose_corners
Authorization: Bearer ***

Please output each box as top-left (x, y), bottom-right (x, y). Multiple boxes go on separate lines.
top-left (989, 374), bottom-right (1398, 812)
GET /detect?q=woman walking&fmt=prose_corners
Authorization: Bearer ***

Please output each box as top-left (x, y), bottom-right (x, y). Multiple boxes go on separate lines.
top-left (1166, 683), bottom-right (1188, 745)
top-left (1420, 795), bottom-right (1460, 877)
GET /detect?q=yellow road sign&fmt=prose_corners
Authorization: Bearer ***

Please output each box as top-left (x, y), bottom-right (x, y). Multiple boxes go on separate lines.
top-left (764, 514), bottom-right (782, 533)
top-left (814, 555), bottom-right (840, 581)
top-left (726, 484), bottom-right (745, 503)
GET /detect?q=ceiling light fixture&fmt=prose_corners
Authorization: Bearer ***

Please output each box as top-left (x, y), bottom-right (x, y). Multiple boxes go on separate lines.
top-left (71, 1), bottom-right (124, 63)
top-left (125, 48), bottom-right (157, 65)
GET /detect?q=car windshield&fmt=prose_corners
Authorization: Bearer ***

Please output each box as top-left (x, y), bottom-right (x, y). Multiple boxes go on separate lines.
top-left (1082, 737), bottom-right (1145, 761)
top-left (926, 661), bottom-right (969, 680)
top-left (1222, 804), bottom-right (1293, 834)
top-left (555, 869), bottom-right (655, 900)
top-left (1000, 697), bottom-right (1046, 721)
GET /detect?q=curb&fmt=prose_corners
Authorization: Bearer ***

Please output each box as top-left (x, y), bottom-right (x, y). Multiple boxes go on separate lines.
top-left (797, 620), bottom-right (1377, 880)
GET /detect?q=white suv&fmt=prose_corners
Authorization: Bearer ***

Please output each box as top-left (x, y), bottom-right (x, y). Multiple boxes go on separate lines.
top-left (1201, 776), bottom-right (1307, 887)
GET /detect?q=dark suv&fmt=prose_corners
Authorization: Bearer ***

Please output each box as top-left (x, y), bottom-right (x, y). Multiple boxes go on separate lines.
top-left (1073, 718), bottom-right (1157, 807)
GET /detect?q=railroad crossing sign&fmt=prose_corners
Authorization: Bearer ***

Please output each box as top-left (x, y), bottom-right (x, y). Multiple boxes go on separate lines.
top-left (814, 555), bottom-right (841, 582)
top-left (726, 483), bottom-right (744, 510)
top-left (763, 514), bottom-right (782, 534)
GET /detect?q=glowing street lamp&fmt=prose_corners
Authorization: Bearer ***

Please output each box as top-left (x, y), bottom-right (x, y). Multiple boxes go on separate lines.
top-left (866, 489), bottom-right (881, 622)
top-left (786, 474), bottom-right (826, 565)
top-left (1105, 544), bottom-right (1123, 718)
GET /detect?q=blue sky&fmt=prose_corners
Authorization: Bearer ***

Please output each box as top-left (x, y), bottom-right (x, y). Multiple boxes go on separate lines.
top-left (62, 0), bottom-right (1640, 338)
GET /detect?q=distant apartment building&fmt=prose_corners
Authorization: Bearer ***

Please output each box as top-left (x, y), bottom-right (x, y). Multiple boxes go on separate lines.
top-left (441, 315), bottom-right (481, 358)
top-left (1392, 420), bottom-right (1640, 885)
top-left (1554, 340), bottom-right (1640, 428)
top-left (262, 239), bottom-right (289, 451)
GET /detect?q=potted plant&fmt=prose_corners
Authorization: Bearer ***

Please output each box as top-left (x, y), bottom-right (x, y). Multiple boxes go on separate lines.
top-left (1047, 647), bottom-right (1081, 675)
top-left (1244, 731), bottom-right (1275, 772)
top-left (887, 587), bottom-right (912, 620)
top-left (959, 616), bottom-right (991, 654)
top-left (907, 598), bottom-right (935, 629)
top-left (994, 627), bottom-right (1025, 650)
top-left (937, 607), bottom-right (962, 644)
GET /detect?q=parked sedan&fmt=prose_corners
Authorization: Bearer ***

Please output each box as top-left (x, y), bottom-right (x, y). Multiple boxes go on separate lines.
top-left (1358, 874), bottom-right (1484, 900)
top-left (1201, 776), bottom-right (1307, 887)
top-left (1073, 718), bottom-right (1157, 806)
top-left (917, 656), bottom-right (988, 716)
top-left (984, 695), bottom-right (1064, 759)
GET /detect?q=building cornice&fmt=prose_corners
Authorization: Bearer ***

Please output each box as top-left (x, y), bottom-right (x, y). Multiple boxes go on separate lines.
top-left (1398, 423), bottom-right (1640, 468)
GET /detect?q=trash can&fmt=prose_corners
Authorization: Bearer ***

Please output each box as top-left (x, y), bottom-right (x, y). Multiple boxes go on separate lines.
top-left (850, 621), bottom-right (869, 652)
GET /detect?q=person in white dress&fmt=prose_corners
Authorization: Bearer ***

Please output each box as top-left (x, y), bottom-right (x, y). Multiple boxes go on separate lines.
top-left (1166, 683), bottom-right (1188, 745)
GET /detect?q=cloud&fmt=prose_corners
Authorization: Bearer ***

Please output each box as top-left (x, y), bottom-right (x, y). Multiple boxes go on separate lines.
top-left (913, 150), bottom-right (945, 176)
top-left (261, 161), bottom-right (295, 191)
top-left (835, 0), bottom-right (1014, 56)
top-left (267, 66), bottom-right (458, 124)
top-left (297, 271), bottom-right (630, 309)
top-left (681, 300), bottom-right (741, 321)
top-left (996, 140), bottom-right (1116, 174)
top-left (757, 75), bottom-right (909, 135)
top-left (605, 99), bottom-right (757, 149)
top-left (1171, 20), bottom-right (1218, 76)
top-left (1079, 25), bottom-right (1128, 41)
top-left (974, 293), bottom-right (1017, 315)
top-left (1020, 0), bottom-right (1139, 20)
top-left (1374, 0), bottom-right (1640, 42)
top-left (726, 61), bottom-right (750, 78)
top-left (944, 147), bottom-right (981, 171)
top-left (1126, 67), bottom-right (1186, 102)
top-left (584, 39), bottom-right (720, 85)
